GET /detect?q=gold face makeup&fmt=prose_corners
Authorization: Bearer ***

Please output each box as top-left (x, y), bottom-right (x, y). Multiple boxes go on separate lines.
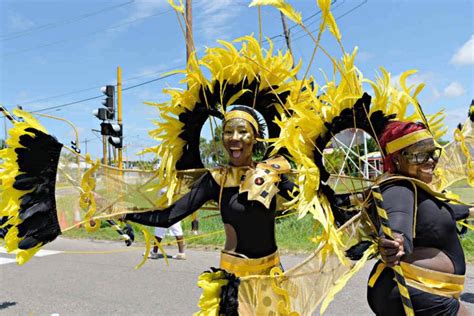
top-left (222, 118), bottom-right (256, 167)
top-left (395, 138), bottom-right (438, 184)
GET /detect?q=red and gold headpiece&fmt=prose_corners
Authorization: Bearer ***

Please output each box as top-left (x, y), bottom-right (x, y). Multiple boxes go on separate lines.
top-left (379, 121), bottom-right (434, 173)
top-left (384, 129), bottom-right (433, 154)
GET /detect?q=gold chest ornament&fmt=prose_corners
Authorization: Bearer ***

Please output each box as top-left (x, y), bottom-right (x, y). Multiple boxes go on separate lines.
top-left (209, 156), bottom-right (291, 209)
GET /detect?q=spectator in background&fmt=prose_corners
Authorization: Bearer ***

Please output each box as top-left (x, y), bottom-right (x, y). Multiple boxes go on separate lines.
top-left (147, 188), bottom-right (186, 260)
top-left (191, 213), bottom-right (199, 235)
top-left (149, 221), bottom-right (186, 260)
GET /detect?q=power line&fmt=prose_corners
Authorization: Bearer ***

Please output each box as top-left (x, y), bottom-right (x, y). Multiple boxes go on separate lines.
top-left (3, 9), bottom-right (172, 57)
top-left (286, 0), bottom-right (347, 38)
top-left (291, 0), bottom-right (368, 43)
top-left (17, 1), bottom-right (367, 113)
top-left (1, 1), bottom-right (135, 41)
top-left (19, 85), bottom-right (103, 106)
top-left (122, 72), bottom-right (177, 91)
top-left (288, 0), bottom-right (339, 30)
top-left (267, 0), bottom-right (347, 45)
top-left (18, 66), bottom-right (183, 105)
top-left (266, 0), bottom-right (339, 42)
top-left (31, 95), bottom-right (105, 113)
top-left (29, 72), bottom-right (180, 113)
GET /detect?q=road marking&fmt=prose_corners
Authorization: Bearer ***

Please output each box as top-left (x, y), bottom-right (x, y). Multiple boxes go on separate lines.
top-left (34, 249), bottom-right (62, 256)
top-left (0, 247), bottom-right (63, 265)
top-left (0, 247), bottom-right (62, 256)
top-left (0, 257), bottom-right (16, 265)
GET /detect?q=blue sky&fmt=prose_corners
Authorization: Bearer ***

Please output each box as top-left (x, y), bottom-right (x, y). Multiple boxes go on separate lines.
top-left (1, 0), bottom-right (473, 160)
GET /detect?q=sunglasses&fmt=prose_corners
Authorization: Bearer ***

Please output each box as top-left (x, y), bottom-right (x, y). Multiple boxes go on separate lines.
top-left (402, 147), bottom-right (442, 164)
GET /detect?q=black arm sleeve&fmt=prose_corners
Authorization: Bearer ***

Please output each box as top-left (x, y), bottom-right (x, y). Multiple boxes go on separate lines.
top-left (277, 174), bottom-right (296, 201)
top-left (125, 172), bottom-right (217, 227)
top-left (381, 182), bottom-right (415, 255)
top-left (447, 203), bottom-right (470, 221)
top-left (333, 191), bottom-right (367, 207)
top-left (334, 193), bottom-right (352, 207)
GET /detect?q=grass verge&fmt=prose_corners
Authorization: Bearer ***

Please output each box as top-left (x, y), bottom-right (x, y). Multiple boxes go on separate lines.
top-left (63, 185), bottom-right (474, 261)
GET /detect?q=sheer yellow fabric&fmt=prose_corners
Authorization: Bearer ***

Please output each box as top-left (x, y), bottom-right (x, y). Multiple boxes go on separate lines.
top-left (432, 118), bottom-right (474, 190)
top-left (236, 215), bottom-right (374, 315)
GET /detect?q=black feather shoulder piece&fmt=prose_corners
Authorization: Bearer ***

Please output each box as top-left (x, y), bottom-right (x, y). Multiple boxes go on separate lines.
top-left (0, 110), bottom-right (62, 265)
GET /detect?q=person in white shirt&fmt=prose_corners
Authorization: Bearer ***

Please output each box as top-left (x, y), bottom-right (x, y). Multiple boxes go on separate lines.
top-left (149, 221), bottom-right (186, 260)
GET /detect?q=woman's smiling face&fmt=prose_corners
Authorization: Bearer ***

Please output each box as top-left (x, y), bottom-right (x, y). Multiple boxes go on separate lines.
top-left (222, 118), bottom-right (256, 167)
top-left (394, 138), bottom-right (439, 183)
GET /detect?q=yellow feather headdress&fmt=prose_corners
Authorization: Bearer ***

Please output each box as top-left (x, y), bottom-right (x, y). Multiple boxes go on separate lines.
top-left (142, 36), bottom-right (307, 207)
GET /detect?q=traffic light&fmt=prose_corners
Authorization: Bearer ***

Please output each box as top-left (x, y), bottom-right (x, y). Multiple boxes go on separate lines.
top-left (102, 85), bottom-right (115, 120)
top-left (101, 122), bottom-right (122, 149)
top-left (92, 108), bottom-right (109, 120)
top-left (93, 85), bottom-right (115, 121)
top-left (469, 99), bottom-right (474, 121)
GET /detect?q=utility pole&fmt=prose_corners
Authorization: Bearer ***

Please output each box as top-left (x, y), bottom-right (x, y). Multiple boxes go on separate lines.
top-left (280, 12), bottom-right (295, 69)
top-left (185, 0), bottom-right (193, 65)
top-left (82, 138), bottom-right (90, 155)
top-left (109, 143), bottom-right (114, 166)
top-left (186, 1), bottom-right (200, 233)
top-left (363, 132), bottom-right (369, 178)
top-left (3, 116), bottom-right (7, 141)
top-left (102, 135), bottom-right (108, 165)
top-left (117, 66), bottom-right (123, 172)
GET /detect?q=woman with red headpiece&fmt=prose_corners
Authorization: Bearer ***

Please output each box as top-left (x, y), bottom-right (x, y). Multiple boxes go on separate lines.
top-left (367, 121), bottom-right (474, 315)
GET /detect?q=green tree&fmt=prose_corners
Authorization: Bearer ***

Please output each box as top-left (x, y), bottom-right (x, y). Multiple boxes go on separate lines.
top-left (200, 125), bottom-right (228, 167)
top-left (0, 139), bottom-right (5, 149)
top-left (437, 138), bottom-right (450, 146)
top-left (324, 148), bottom-right (346, 174)
top-left (200, 137), bottom-right (213, 166)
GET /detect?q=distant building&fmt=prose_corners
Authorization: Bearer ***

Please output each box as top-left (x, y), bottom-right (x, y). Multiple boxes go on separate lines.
top-left (361, 151), bottom-right (383, 178)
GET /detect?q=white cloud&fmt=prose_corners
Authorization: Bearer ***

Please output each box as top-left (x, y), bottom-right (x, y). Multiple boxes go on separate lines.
top-left (450, 35), bottom-right (474, 66)
top-left (194, 0), bottom-right (243, 42)
top-left (134, 59), bottom-right (185, 78)
top-left (132, 90), bottom-right (168, 102)
top-left (391, 71), bottom-right (436, 89)
top-left (127, 0), bottom-right (167, 21)
top-left (390, 71), bottom-right (446, 102)
top-left (97, 0), bottom-right (168, 43)
top-left (357, 51), bottom-right (375, 62)
top-left (443, 81), bottom-right (465, 98)
top-left (8, 12), bottom-right (35, 32)
top-left (442, 106), bottom-right (471, 140)
top-left (432, 88), bottom-right (441, 101)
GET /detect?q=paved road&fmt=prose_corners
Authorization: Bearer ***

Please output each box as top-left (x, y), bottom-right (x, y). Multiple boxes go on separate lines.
top-left (2, 238), bottom-right (473, 315)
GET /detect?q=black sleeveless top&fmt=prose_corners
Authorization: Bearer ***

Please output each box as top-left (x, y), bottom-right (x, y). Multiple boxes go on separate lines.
top-left (381, 180), bottom-right (470, 274)
top-left (126, 171), bottom-right (295, 258)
